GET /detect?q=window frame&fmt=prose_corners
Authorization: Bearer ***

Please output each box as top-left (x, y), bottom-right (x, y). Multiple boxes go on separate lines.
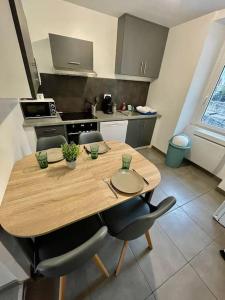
top-left (194, 45), bottom-right (225, 135)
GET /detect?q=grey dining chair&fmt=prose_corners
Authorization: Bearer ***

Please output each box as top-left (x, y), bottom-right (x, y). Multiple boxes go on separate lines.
top-left (36, 135), bottom-right (67, 151)
top-left (79, 131), bottom-right (103, 145)
top-left (17, 215), bottom-right (109, 300)
top-left (101, 196), bottom-right (176, 275)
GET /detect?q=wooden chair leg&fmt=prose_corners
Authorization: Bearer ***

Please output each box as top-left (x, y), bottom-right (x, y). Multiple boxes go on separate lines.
top-left (92, 254), bottom-right (110, 278)
top-left (59, 276), bottom-right (66, 300)
top-left (145, 231), bottom-right (153, 250)
top-left (115, 241), bottom-right (129, 276)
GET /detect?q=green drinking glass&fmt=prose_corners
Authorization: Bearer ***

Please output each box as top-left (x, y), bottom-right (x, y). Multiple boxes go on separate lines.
top-left (35, 151), bottom-right (48, 169)
top-left (90, 144), bottom-right (99, 159)
top-left (122, 153), bottom-right (132, 170)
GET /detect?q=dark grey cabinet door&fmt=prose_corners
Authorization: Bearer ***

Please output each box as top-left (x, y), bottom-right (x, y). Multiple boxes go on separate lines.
top-left (140, 118), bottom-right (157, 146)
top-left (126, 119), bottom-right (143, 148)
top-left (9, 0), bottom-right (40, 98)
top-left (116, 15), bottom-right (146, 76)
top-left (126, 118), bottom-right (156, 148)
top-left (143, 23), bottom-right (168, 78)
top-left (35, 125), bottom-right (66, 139)
top-left (115, 14), bottom-right (168, 78)
top-left (49, 33), bottom-right (93, 71)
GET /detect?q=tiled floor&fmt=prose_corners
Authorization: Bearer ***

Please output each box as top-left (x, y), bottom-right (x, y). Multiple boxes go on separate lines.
top-left (25, 147), bottom-right (225, 300)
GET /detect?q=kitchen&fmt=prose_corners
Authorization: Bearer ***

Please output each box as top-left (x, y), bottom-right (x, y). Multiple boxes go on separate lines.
top-left (0, 0), bottom-right (225, 300)
top-left (17, 8), bottom-right (166, 151)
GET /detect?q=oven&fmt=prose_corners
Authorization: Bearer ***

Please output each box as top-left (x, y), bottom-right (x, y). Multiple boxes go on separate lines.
top-left (66, 122), bottom-right (98, 144)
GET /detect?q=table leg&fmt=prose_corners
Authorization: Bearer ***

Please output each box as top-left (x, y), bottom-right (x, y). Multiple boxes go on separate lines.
top-left (144, 190), bottom-right (154, 204)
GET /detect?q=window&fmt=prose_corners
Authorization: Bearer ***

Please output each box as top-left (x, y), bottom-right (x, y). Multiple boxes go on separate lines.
top-left (201, 66), bottom-right (225, 130)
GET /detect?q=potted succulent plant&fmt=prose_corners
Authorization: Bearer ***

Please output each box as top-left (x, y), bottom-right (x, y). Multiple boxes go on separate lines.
top-left (61, 143), bottom-right (80, 169)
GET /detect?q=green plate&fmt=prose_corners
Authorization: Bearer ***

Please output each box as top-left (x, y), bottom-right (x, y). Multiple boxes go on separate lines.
top-left (85, 142), bottom-right (109, 154)
top-left (111, 169), bottom-right (144, 194)
top-left (46, 148), bottom-right (64, 163)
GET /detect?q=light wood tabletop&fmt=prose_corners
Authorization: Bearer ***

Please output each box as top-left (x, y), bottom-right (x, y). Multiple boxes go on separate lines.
top-left (0, 141), bottom-right (161, 238)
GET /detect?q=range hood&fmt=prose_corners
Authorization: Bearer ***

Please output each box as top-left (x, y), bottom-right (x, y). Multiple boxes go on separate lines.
top-left (49, 33), bottom-right (97, 77)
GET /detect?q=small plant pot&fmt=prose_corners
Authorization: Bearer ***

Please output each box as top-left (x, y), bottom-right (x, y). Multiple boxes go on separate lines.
top-left (66, 160), bottom-right (76, 169)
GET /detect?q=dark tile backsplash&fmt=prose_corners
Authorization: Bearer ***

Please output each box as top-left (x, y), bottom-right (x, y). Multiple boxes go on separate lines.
top-left (39, 73), bottom-right (150, 112)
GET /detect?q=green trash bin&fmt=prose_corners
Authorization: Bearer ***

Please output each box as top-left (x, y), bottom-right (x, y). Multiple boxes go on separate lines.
top-left (165, 134), bottom-right (191, 168)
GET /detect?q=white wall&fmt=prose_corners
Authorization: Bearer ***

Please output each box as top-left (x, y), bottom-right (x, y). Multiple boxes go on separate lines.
top-left (0, 0), bottom-right (31, 98)
top-left (175, 21), bottom-right (225, 134)
top-left (146, 10), bottom-right (225, 190)
top-left (22, 0), bottom-right (117, 79)
top-left (0, 100), bottom-right (32, 281)
top-left (0, 100), bottom-right (32, 203)
top-left (22, 0), bottom-right (151, 81)
top-left (146, 12), bottom-right (215, 153)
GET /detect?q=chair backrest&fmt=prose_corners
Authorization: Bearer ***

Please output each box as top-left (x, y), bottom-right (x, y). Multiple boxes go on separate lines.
top-left (117, 196), bottom-right (176, 241)
top-left (79, 131), bottom-right (103, 145)
top-left (36, 135), bottom-right (67, 151)
top-left (36, 226), bottom-right (108, 277)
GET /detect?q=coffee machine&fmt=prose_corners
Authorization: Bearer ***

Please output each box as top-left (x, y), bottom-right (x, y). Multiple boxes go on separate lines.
top-left (102, 94), bottom-right (113, 114)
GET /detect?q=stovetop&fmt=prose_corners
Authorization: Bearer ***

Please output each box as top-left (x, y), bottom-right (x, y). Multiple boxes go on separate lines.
top-left (60, 112), bottom-right (97, 121)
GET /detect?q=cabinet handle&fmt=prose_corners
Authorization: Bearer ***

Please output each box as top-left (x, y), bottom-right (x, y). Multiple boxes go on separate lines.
top-left (140, 61), bottom-right (144, 74)
top-left (68, 61), bottom-right (81, 65)
top-left (144, 62), bottom-right (147, 75)
top-left (67, 132), bottom-right (81, 135)
top-left (43, 128), bottom-right (57, 133)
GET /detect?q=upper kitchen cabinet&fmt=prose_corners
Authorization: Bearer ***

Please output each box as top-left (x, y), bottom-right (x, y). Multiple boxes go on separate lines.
top-left (9, 0), bottom-right (40, 98)
top-left (115, 14), bottom-right (168, 78)
top-left (49, 34), bottom-right (96, 76)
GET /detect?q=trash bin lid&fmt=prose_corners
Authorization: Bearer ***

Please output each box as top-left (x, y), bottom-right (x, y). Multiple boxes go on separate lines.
top-left (172, 135), bottom-right (189, 147)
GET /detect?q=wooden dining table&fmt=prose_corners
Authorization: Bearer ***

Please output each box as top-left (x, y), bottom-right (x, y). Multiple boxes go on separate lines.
top-left (0, 141), bottom-right (161, 238)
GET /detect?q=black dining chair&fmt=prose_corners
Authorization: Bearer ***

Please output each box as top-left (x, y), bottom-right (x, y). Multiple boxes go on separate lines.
top-left (36, 135), bottom-right (67, 151)
top-left (79, 131), bottom-right (103, 145)
top-left (101, 196), bottom-right (176, 275)
top-left (17, 215), bottom-right (109, 300)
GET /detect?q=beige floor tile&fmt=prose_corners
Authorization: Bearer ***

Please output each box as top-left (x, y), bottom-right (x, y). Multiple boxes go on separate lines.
top-left (151, 187), bottom-right (168, 206)
top-left (182, 190), bottom-right (225, 246)
top-left (150, 188), bottom-right (178, 212)
top-left (154, 264), bottom-right (216, 300)
top-left (159, 177), bottom-right (199, 206)
top-left (129, 223), bottom-right (186, 291)
top-left (156, 164), bottom-right (178, 185)
top-left (191, 242), bottom-right (225, 300)
top-left (138, 148), bottom-right (164, 166)
top-left (146, 294), bottom-right (156, 300)
top-left (86, 236), bottom-right (152, 300)
top-left (158, 208), bottom-right (212, 261)
top-left (174, 166), bottom-right (219, 196)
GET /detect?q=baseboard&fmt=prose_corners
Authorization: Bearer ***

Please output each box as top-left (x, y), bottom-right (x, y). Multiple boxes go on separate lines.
top-left (151, 145), bottom-right (166, 156)
top-left (216, 187), bottom-right (225, 196)
top-left (135, 145), bottom-right (151, 150)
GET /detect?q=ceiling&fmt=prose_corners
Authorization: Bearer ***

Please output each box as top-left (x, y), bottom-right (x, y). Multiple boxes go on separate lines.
top-left (64, 0), bottom-right (225, 27)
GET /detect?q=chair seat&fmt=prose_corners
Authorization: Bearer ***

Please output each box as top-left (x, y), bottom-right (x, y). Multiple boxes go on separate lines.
top-left (101, 197), bottom-right (150, 236)
top-left (35, 215), bottom-right (102, 262)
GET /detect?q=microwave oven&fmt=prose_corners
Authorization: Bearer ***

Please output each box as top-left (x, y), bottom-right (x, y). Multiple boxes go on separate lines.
top-left (20, 99), bottom-right (57, 119)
